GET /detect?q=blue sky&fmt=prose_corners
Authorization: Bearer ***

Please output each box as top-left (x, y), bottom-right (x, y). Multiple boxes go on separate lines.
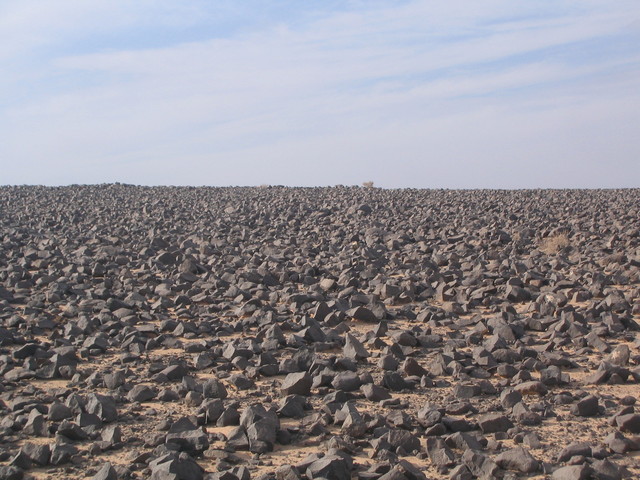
top-left (1, 1), bottom-right (639, 187)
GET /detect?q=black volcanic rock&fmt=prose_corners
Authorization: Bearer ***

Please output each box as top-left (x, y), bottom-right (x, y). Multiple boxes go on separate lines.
top-left (1, 185), bottom-right (640, 480)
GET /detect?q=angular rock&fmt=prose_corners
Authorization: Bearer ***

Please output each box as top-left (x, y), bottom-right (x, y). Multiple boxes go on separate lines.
top-left (149, 452), bottom-right (204, 480)
top-left (0, 466), bottom-right (23, 480)
top-left (202, 379), bottom-right (228, 399)
top-left (127, 384), bottom-right (157, 403)
top-left (495, 447), bottom-right (539, 473)
top-left (362, 384), bottom-right (391, 402)
top-left (281, 372), bottom-right (312, 396)
top-left (571, 395), bottom-right (599, 417)
top-left (86, 394), bottom-right (118, 422)
top-left (306, 455), bottom-right (350, 480)
top-left (462, 449), bottom-right (500, 479)
top-left (92, 462), bottom-right (117, 480)
top-left (331, 371), bottom-right (362, 392)
top-left (477, 413), bottom-right (514, 433)
top-left (166, 428), bottom-right (210, 455)
top-left (552, 465), bottom-right (592, 480)
top-left (616, 413), bottom-right (640, 433)
top-left (344, 333), bottom-right (370, 361)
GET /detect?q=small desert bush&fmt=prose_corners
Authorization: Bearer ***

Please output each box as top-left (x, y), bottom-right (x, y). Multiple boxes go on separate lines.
top-left (538, 232), bottom-right (570, 254)
top-left (362, 181), bottom-right (375, 189)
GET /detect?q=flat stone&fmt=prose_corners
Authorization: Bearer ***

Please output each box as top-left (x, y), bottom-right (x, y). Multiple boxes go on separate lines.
top-left (514, 381), bottom-right (548, 396)
top-left (557, 443), bottom-right (592, 463)
top-left (127, 384), bottom-right (157, 403)
top-left (552, 465), bottom-right (592, 480)
top-left (616, 413), bottom-right (640, 433)
top-left (477, 413), bottom-right (514, 433)
top-left (91, 462), bottom-right (117, 480)
top-left (331, 371), bottom-right (362, 392)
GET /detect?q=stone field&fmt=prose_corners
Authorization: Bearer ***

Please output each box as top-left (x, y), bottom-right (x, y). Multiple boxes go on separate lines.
top-left (0, 185), bottom-right (639, 480)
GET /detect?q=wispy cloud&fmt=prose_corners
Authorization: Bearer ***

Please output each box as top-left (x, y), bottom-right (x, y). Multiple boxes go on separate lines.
top-left (1, 1), bottom-right (639, 186)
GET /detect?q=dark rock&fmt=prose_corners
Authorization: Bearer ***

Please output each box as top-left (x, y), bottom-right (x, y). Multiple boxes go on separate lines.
top-left (442, 416), bottom-right (475, 433)
top-left (616, 413), bottom-right (640, 433)
top-left (444, 432), bottom-right (483, 451)
top-left (382, 372), bottom-right (409, 391)
top-left (448, 465), bottom-right (473, 480)
top-left (57, 420), bottom-right (89, 440)
top-left (149, 452), bottom-right (204, 480)
top-left (246, 419), bottom-right (277, 453)
top-left (571, 394), bottom-right (600, 417)
top-left (217, 406), bottom-right (241, 427)
top-left (462, 449), bottom-right (500, 479)
top-left (101, 425), bottom-right (122, 445)
top-left (23, 410), bottom-right (47, 436)
top-left (402, 358), bottom-right (428, 377)
top-left (202, 379), bottom-right (228, 399)
top-left (240, 404), bottom-right (279, 453)
top-left (127, 384), bottom-right (157, 402)
top-left (557, 443), bottom-right (592, 463)
top-left (331, 371), bottom-right (362, 392)
top-left (384, 429), bottom-right (420, 454)
top-left (305, 455), bottom-right (350, 480)
top-left (20, 443), bottom-right (50, 466)
top-left (201, 399), bottom-right (224, 424)
top-left (49, 444), bottom-right (78, 465)
top-left (226, 427), bottom-right (250, 451)
top-left (48, 401), bottom-right (73, 421)
top-left (552, 465), bottom-right (592, 480)
top-left (278, 395), bottom-right (307, 418)
top-left (281, 372), bottom-right (312, 396)
top-left (453, 384), bottom-right (480, 399)
top-left (92, 462), bottom-right (117, 480)
top-left (377, 460), bottom-right (426, 480)
top-left (347, 306), bottom-right (377, 322)
top-left (344, 333), bottom-right (370, 361)
top-left (605, 431), bottom-right (635, 454)
top-left (425, 438), bottom-right (455, 467)
top-left (477, 413), bottom-right (514, 433)
top-left (0, 466), bottom-right (23, 480)
top-left (276, 465), bottom-right (302, 480)
top-left (514, 381), bottom-right (548, 396)
top-left (495, 447), bottom-right (540, 473)
top-left (86, 394), bottom-right (118, 422)
top-left (8, 452), bottom-right (30, 471)
top-left (591, 458), bottom-right (623, 480)
top-left (500, 390), bottom-right (523, 409)
top-left (104, 370), bottom-right (126, 390)
top-left (362, 384), bottom-right (391, 402)
top-left (166, 428), bottom-right (210, 455)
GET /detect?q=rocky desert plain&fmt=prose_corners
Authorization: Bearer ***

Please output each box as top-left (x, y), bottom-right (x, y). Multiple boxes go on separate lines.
top-left (0, 185), bottom-right (639, 480)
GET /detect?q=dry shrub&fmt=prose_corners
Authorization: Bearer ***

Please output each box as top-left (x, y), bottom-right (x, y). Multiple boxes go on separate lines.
top-left (538, 232), bottom-right (570, 254)
top-left (362, 181), bottom-right (375, 189)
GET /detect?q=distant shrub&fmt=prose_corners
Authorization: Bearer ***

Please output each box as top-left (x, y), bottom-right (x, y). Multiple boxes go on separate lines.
top-left (538, 232), bottom-right (570, 254)
top-left (362, 181), bottom-right (375, 189)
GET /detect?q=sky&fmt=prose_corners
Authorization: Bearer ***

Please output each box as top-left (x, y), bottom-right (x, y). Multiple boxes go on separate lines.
top-left (1, 1), bottom-right (639, 188)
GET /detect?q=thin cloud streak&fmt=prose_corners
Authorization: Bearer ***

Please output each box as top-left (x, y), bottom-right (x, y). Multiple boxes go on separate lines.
top-left (1, 1), bottom-right (639, 187)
